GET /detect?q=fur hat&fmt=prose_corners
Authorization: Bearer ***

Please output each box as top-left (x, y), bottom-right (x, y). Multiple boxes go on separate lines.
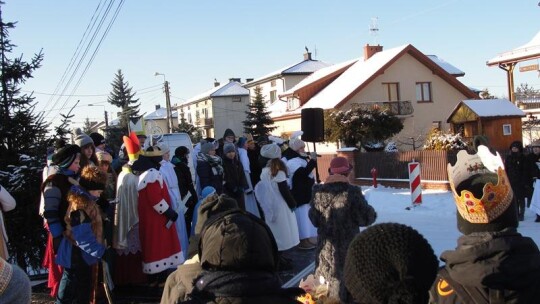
top-left (329, 156), bottom-right (353, 175)
top-left (199, 210), bottom-right (278, 272)
top-left (200, 142), bottom-right (215, 154)
top-left (260, 144), bottom-right (281, 159)
top-left (89, 132), bottom-right (105, 146)
top-left (223, 143), bottom-right (236, 154)
top-left (51, 144), bottom-right (81, 169)
top-left (289, 138), bottom-right (305, 151)
top-left (448, 145), bottom-right (517, 235)
top-left (78, 166), bottom-right (107, 191)
top-left (95, 150), bottom-right (112, 163)
top-left (344, 223), bottom-right (439, 304)
top-left (73, 128), bottom-right (94, 148)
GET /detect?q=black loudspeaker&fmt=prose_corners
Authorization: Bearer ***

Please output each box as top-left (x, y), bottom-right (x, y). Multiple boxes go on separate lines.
top-left (301, 108), bottom-right (324, 142)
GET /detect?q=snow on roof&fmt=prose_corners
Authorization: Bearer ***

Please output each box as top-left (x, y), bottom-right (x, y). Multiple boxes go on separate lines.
top-left (247, 59), bottom-right (331, 85)
top-left (462, 99), bottom-right (525, 117)
top-left (487, 30), bottom-right (540, 65)
top-left (210, 81), bottom-right (249, 97)
top-left (427, 55), bottom-right (464, 76)
top-left (182, 81), bottom-right (247, 105)
top-left (267, 99), bottom-right (291, 118)
top-left (281, 58), bottom-right (359, 97)
top-left (301, 44), bottom-right (409, 110)
top-left (144, 107), bottom-right (178, 120)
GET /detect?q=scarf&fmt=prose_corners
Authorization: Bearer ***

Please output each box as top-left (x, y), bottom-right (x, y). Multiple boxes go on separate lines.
top-left (197, 153), bottom-right (223, 176)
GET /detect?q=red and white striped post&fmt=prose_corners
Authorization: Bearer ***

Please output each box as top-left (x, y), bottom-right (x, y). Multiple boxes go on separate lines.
top-left (408, 161), bottom-right (422, 206)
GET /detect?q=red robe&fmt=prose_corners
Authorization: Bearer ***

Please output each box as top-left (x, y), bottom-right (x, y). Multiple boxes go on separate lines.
top-left (137, 169), bottom-right (183, 274)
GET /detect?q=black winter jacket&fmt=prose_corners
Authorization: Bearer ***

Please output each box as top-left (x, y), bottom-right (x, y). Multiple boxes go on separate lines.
top-left (429, 228), bottom-right (540, 303)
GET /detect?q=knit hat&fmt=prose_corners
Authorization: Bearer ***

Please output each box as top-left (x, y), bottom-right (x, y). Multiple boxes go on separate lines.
top-left (199, 210), bottom-right (278, 272)
top-left (200, 142), bottom-right (215, 154)
top-left (344, 223), bottom-right (439, 304)
top-left (223, 143), bottom-right (236, 154)
top-left (73, 128), bottom-right (94, 148)
top-left (89, 132), bottom-right (105, 146)
top-left (237, 137), bottom-right (247, 148)
top-left (201, 186), bottom-right (216, 200)
top-left (0, 258), bottom-right (31, 304)
top-left (510, 140), bottom-right (523, 151)
top-left (51, 144), bottom-right (81, 169)
top-left (329, 156), bottom-right (353, 175)
top-left (260, 144), bottom-right (281, 159)
top-left (78, 166), bottom-right (107, 191)
top-left (95, 150), bottom-right (112, 163)
top-left (289, 138), bottom-right (305, 151)
top-left (223, 128), bottom-right (235, 139)
top-left (448, 145), bottom-right (517, 235)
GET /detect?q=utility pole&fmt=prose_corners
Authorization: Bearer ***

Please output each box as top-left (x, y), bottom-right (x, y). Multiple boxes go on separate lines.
top-left (164, 80), bottom-right (173, 133)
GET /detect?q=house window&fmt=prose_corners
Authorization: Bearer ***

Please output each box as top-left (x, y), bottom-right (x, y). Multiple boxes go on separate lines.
top-left (202, 108), bottom-right (208, 118)
top-left (382, 82), bottom-right (400, 101)
top-left (287, 98), bottom-right (299, 111)
top-left (416, 82), bottom-right (432, 102)
top-left (232, 96), bottom-right (241, 102)
top-left (271, 80), bottom-right (276, 87)
top-left (503, 124), bottom-right (512, 136)
top-left (187, 113), bottom-right (192, 124)
top-left (270, 90), bottom-right (277, 103)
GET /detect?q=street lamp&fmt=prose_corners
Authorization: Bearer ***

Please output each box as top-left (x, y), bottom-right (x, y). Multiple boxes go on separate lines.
top-left (88, 103), bottom-right (108, 130)
top-left (154, 72), bottom-right (173, 133)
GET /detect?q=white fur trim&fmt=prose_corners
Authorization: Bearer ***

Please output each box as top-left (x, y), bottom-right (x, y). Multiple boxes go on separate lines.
top-left (142, 251), bottom-right (184, 274)
top-left (153, 198), bottom-right (169, 214)
top-left (137, 168), bottom-right (164, 191)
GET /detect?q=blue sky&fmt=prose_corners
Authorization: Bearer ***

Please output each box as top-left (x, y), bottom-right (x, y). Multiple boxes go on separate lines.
top-left (6, 0), bottom-right (540, 129)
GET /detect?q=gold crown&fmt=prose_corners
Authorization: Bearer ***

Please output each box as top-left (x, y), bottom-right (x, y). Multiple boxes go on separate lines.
top-left (142, 145), bottom-right (163, 157)
top-left (447, 145), bottom-right (513, 224)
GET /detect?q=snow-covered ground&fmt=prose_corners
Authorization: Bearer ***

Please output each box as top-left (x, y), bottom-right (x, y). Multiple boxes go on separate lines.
top-left (362, 186), bottom-right (540, 260)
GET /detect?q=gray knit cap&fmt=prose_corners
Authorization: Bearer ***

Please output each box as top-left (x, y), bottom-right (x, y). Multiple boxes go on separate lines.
top-left (73, 128), bottom-right (94, 148)
top-left (260, 144), bottom-right (281, 159)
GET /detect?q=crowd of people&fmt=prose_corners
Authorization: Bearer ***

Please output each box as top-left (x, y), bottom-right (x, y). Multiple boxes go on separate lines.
top-left (1, 126), bottom-right (540, 303)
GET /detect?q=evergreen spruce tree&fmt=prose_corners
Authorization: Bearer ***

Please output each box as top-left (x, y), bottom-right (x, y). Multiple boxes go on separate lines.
top-left (175, 111), bottom-right (202, 143)
top-left (82, 117), bottom-right (93, 134)
top-left (0, 5), bottom-right (48, 270)
top-left (107, 69), bottom-right (140, 133)
top-left (243, 86), bottom-right (276, 138)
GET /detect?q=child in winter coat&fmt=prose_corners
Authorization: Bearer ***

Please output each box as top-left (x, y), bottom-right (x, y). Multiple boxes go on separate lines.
top-left (309, 156), bottom-right (377, 302)
top-left (56, 166), bottom-right (107, 303)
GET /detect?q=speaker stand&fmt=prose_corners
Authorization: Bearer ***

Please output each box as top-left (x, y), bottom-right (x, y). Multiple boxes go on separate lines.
top-left (312, 142), bottom-right (321, 184)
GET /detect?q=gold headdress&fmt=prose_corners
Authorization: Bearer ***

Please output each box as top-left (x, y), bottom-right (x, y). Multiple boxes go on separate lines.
top-left (447, 145), bottom-right (513, 224)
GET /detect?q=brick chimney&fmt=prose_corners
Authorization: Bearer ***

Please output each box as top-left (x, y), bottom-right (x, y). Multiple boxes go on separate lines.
top-left (364, 44), bottom-right (383, 61)
top-left (155, 104), bottom-right (161, 110)
top-left (245, 78), bottom-right (254, 83)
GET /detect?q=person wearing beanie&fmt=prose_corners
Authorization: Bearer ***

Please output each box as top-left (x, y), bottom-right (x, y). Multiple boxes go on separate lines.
top-left (237, 137), bottom-right (260, 218)
top-left (284, 137), bottom-right (318, 250)
top-left (254, 144), bottom-right (299, 270)
top-left (430, 145), bottom-right (540, 303)
top-left (73, 128), bottom-right (98, 169)
top-left (0, 257), bottom-right (31, 304)
top-left (134, 145), bottom-right (184, 285)
top-left (158, 142), bottom-right (189, 260)
top-left (309, 156), bottom-right (377, 302)
top-left (504, 140), bottom-right (529, 221)
top-left (172, 146), bottom-right (198, 234)
top-left (222, 142), bottom-right (248, 210)
top-left (89, 132), bottom-right (106, 152)
top-left (344, 223), bottom-right (439, 304)
top-left (196, 140), bottom-right (224, 195)
top-left (41, 143), bottom-right (81, 297)
top-left (162, 210), bottom-right (305, 304)
top-left (527, 139), bottom-right (540, 222)
top-left (216, 128), bottom-right (236, 157)
top-left (56, 166), bottom-right (108, 303)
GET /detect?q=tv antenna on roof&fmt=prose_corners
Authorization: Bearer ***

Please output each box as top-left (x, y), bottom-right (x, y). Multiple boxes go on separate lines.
top-left (369, 17), bottom-right (379, 44)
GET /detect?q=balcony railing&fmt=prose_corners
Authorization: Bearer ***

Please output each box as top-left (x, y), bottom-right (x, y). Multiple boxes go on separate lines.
top-left (198, 117), bottom-right (214, 126)
top-left (516, 94), bottom-right (540, 110)
top-left (353, 100), bottom-right (414, 116)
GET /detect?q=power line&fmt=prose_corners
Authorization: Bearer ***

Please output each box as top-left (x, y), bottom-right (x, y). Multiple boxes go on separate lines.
top-left (25, 83), bottom-right (162, 97)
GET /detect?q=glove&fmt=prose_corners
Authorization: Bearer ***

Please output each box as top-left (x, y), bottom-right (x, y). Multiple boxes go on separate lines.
top-left (164, 208), bottom-right (178, 222)
top-left (53, 236), bottom-right (62, 254)
top-left (309, 152), bottom-right (318, 160)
